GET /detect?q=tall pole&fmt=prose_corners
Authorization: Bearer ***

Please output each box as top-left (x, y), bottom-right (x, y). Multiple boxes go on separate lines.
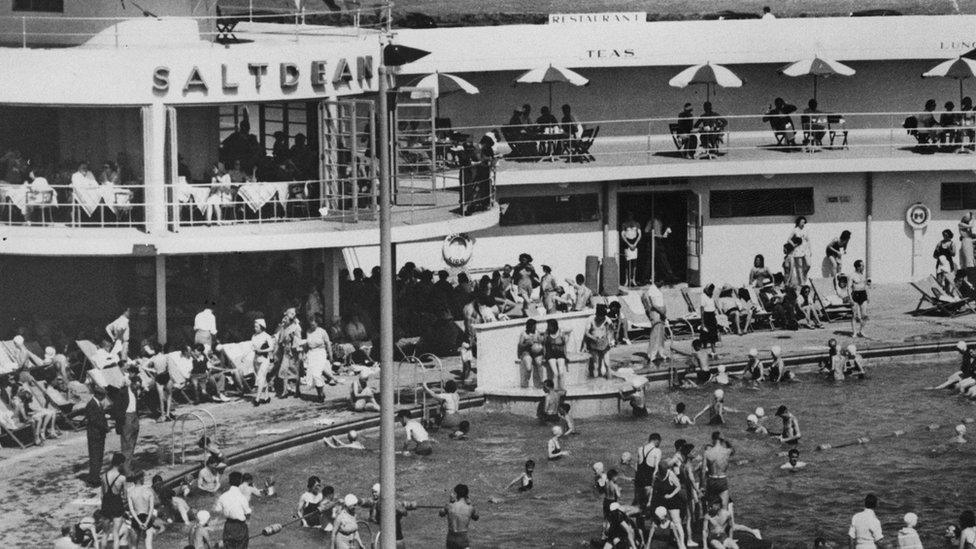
top-left (377, 61), bottom-right (397, 549)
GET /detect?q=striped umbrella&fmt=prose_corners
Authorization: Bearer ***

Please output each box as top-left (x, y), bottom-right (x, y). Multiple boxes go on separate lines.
top-left (668, 62), bottom-right (743, 101)
top-left (922, 56), bottom-right (976, 104)
top-left (514, 65), bottom-right (589, 109)
top-left (779, 56), bottom-right (855, 100)
top-left (408, 72), bottom-right (480, 98)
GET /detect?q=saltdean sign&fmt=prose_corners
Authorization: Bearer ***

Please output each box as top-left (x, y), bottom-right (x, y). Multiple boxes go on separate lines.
top-left (548, 12), bottom-right (646, 25)
top-left (152, 56), bottom-right (374, 95)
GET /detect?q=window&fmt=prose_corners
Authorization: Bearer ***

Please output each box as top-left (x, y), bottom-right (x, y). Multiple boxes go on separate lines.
top-left (941, 182), bottom-right (976, 210)
top-left (499, 194), bottom-right (600, 226)
top-left (710, 188), bottom-right (814, 218)
top-left (13, 0), bottom-right (64, 12)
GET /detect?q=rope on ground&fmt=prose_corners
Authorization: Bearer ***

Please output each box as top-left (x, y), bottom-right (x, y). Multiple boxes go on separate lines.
top-left (816, 417), bottom-right (974, 451)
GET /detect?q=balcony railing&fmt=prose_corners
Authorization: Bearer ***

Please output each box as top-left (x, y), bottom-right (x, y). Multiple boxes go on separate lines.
top-left (446, 110), bottom-right (976, 169)
top-left (0, 183), bottom-right (144, 228)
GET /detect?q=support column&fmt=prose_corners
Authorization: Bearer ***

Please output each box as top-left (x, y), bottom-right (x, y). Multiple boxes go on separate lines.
top-left (865, 172), bottom-right (873, 280)
top-left (155, 255), bottom-right (167, 345)
top-left (142, 103), bottom-right (169, 234)
top-left (321, 248), bottom-right (342, 322)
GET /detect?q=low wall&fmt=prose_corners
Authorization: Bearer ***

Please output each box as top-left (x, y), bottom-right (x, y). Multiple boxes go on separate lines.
top-left (474, 309), bottom-right (594, 392)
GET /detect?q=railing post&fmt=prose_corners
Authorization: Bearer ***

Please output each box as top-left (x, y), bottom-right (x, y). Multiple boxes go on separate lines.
top-left (889, 113), bottom-right (894, 156)
top-left (249, 0), bottom-right (254, 22)
top-left (21, 17), bottom-right (26, 48)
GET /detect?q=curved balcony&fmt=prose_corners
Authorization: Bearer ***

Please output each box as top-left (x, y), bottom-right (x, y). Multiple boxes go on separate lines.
top-left (0, 171), bottom-right (498, 256)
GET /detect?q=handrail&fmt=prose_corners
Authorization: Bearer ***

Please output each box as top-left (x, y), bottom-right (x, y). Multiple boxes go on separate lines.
top-left (170, 409), bottom-right (217, 466)
top-left (0, 182), bottom-right (146, 228)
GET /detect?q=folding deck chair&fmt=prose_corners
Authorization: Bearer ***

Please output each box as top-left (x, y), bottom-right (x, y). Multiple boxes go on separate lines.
top-left (615, 293), bottom-right (654, 341)
top-left (569, 126), bottom-right (599, 163)
top-left (663, 288), bottom-right (700, 336)
top-left (909, 275), bottom-right (976, 317)
top-left (808, 277), bottom-right (855, 321)
top-left (0, 399), bottom-right (34, 448)
top-left (745, 287), bottom-right (776, 330)
top-left (26, 377), bottom-right (83, 430)
top-left (75, 340), bottom-right (117, 371)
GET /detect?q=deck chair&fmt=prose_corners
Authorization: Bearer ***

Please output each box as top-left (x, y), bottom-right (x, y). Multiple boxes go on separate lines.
top-left (75, 340), bottom-right (118, 371)
top-left (615, 294), bottom-right (654, 341)
top-left (663, 288), bottom-right (699, 336)
top-left (684, 287), bottom-right (731, 332)
top-left (87, 366), bottom-right (127, 389)
top-left (909, 276), bottom-right (976, 317)
top-left (668, 123), bottom-right (698, 158)
top-left (26, 378), bottom-right (83, 430)
top-left (808, 277), bottom-right (854, 321)
top-left (0, 398), bottom-right (34, 449)
top-left (745, 287), bottom-right (776, 330)
top-left (570, 126), bottom-right (599, 163)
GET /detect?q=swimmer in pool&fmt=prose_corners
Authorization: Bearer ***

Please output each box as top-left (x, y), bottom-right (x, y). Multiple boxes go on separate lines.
top-left (843, 345), bottom-right (867, 379)
top-left (694, 389), bottom-right (742, 425)
top-left (547, 425), bottom-right (568, 460)
top-left (952, 424), bottom-right (967, 444)
top-left (768, 346), bottom-right (796, 382)
top-left (745, 414), bottom-right (768, 436)
top-left (780, 448), bottom-right (807, 471)
top-left (506, 459), bottom-right (535, 492)
top-left (619, 375), bottom-right (650, 417)
top-left (702, 431), bottom-right (734, 510)
top-left (820, 339), bottom-right (846, 381)
top-left (449, 420), bottom-right (471, 440)
top-left (745, 348), bottom-right (765, 385)
top-left (775, 405), bottom-right (801, 445)
top-left (323, 430), bottom-right (366, 450)
top-left (714, 365), bottom-right (730, 386)
top-left (929, 341), bottom-right (976, 391)
top-left (673, 403), bottom-right (694, 426)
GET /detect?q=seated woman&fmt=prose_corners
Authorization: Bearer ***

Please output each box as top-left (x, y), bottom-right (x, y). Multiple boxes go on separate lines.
top-left (13, 386), bottom-right (58, 445)
top-left (205, 162), bottom-right (234, 225)
top-left (796, 286), bottom-right (824, 328)
top-left (715, 286), bottom-right (744, 335)
top-left (735, 288), bottom-right (757, 333)
top-left (350, 371), bottom-right (380, 412)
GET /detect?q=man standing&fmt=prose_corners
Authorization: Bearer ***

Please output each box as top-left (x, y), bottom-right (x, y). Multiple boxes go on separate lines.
top-left (105, 308), bottom-right (131, 361)
top-left (848, 494), bottom-right (884, 549)
top-left (215, 471), bottom-right (252, 549)
top-left (193, 303), bottom-right (218, 352)
top-left (114, 375), bottom-right (142, 470)
top-left (84, 386), bottom-right (110, 487)
top-left (440, 483), bottom-right (478, 549)
top-left (702, 431), bottom-right (734, 510)
top-left (641, 281), bottom-right (669, 365)
top-left (633, 433), bottom-right (662, 509)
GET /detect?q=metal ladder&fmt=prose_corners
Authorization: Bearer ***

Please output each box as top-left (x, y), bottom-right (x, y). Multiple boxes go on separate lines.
top-left (170, 408), bottom-right (218, 466)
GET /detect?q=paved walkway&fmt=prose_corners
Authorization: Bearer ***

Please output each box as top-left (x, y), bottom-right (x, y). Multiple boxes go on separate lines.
top-left (2, 282), bottom-right (974, 546)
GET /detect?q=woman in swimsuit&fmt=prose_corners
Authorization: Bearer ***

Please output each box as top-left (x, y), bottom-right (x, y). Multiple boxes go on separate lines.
top-left (101, 453), bottom-right (127, 549)
top-left (518, 319), bottom-right (545, 388)
top-left (584, 304), bottom-right (612, 379)
top-left (850, 259), bottom-right (870, 338)
top-left (298, 476), bottom-right (324, 528)
top-left (545, 319), bottom-right (571, 391)
top-left (661, 459), bottom-right (688, 549)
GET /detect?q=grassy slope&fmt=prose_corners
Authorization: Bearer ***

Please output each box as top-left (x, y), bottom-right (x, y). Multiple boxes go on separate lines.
top-left (221, 0), bottom-right (974, 25)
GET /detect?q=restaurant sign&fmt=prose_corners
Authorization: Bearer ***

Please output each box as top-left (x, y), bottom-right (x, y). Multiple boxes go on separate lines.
top-left (152, 56), bottom-right (374, 95)
top-left (548, 12), bottom-right (646, 25)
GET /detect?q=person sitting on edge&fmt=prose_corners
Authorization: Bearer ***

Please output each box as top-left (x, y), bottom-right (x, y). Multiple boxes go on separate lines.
top-left (768, 346), bottom-right (795, 382)
top-left (547, 425), bottom-right (568, 460)
top-left (536, 379), bottom-right (566, 423)
top-left (506, 459), bottom-right (535, 492)
top-left (780, 448), bottom-right (807, 471)
top-left (350, 370), bottom-right (381, 412)
top-left (929, 341), bottom-right (976, 391)
top-left (745, 348), bottom-right (765, 383)
top-left (397, 410), bottom-right (433, 456)
top-left (196, 454), bottom-right (223, 494)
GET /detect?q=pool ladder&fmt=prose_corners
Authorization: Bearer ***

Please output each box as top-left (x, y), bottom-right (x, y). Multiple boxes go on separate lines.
top-left (170, 408), bottom-right (218, 466)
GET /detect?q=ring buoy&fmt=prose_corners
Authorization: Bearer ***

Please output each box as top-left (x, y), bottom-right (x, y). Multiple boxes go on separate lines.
top-left (442, 233), bottom-right (474, 267)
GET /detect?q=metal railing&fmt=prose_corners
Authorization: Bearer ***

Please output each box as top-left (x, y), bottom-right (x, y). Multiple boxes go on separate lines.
top-left (0, 3), bottom-right (391, 48)
top-left (0, 182), bottom-right (144, 228)
top-left (448, 110), bottom-right (976, 166)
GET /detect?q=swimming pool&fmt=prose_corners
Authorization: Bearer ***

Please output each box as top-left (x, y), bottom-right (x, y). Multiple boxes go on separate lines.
top-left (159, 356), bottom-right (976, 548)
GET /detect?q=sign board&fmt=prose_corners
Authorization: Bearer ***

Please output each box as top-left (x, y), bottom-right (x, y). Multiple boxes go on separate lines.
top-left (905, 203), bottom-right (931, 230)
top-left (548, 12), bottom-right (646, 25)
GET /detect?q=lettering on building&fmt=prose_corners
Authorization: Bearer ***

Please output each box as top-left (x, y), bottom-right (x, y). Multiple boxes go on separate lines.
top-left (586, 49), bottom-right (636, 59)
top-left (548, 12), bottom-right (646, 24)
top-left (940, 40), bottom-right (976, 50)
top-left (152, 56), bottom-right (375, 95)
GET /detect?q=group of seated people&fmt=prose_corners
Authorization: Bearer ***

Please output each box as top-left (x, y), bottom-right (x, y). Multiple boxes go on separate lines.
top-left (761, 97), bottom-right (846, 151)
top-left (673, 101), bottom-right (729, 159)
top-left (501, 103), bottom-right (587, 161)
top-left (904, 97), bottom-right (976, 152)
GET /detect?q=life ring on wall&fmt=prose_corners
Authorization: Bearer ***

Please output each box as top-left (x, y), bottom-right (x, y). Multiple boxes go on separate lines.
top-left (442, 233), bottom-right (474, 267)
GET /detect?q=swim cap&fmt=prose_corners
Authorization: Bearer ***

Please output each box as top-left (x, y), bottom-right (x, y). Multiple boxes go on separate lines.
top-left (344, 494), bottom-right (359, 507)
top-left (748, 348), bottom-right (758, 356)
top-left (755, 407), bottom-right (765, 417)
top-left (654, 506), bottom-right (667, 520)
top-left (770, 346), bottom-right (781, 356)
top-left (959, 341), bottom-right (969, 351)
top-left (620, 452), bottom-right (632, 463)
top-left (747, 414), bottom-right (758, 423)
top-left (717, 365), bottom-right (726, 373)
top-left (592, 461), bottom-right (605, 473)
top-left (904, 512), bottom-right (918, 527)
top-left (372, 483), bottom-right (381, 494)
top-left (12, 335), bottom-right (23, 346)
top-left (956, 424), bottom-right (967, 435)
top-left (714, 389), bottom-right (724, 399)
top-left (846, 344), bottom-right (857, 354)
top-left (631, 376), bottom-right (648, 389)
top-left (197, 510), bottom-right (210, 525)
top-left (348, 430), bottom-right (359, 440)
top-left (551, 425), bottom-right (563, 437)
top-left (608, 502), bottom-right (621, 512)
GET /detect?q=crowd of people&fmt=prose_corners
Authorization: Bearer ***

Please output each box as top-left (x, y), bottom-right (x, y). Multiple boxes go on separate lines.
top-left (500, 103), bottom-right (586, 161)
top-left (904, 98), bottom-right (976, 153)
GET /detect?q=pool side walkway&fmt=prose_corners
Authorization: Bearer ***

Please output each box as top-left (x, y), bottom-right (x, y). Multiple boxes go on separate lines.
top-left (1, 282), bottom-right (974, 546)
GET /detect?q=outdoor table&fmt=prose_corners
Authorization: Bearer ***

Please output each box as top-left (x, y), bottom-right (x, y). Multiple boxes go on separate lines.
top-left (237, 181), bottom-right (290, 213)
top-left (175, 182), bottom-right (212, 214)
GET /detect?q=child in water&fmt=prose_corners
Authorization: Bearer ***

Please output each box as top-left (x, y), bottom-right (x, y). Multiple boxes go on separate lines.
top-left (768, 346), bottom-right (796, 382)
top-left (506, 460), bottom-right (535, 492)
top-left (780, 448), bottom-right (807, 471)
top-left (673, 402), bottom-right (694, 426)
top-left (547, 425), bottom-right (568, 460)
top-left (323, 430), bottom-right (366, 450)
top-left (844, 345), bottom-right (867, 379)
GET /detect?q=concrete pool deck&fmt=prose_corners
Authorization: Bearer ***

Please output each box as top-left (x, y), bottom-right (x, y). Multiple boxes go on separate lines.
top-left (2, 282), bottom-right (975, 546)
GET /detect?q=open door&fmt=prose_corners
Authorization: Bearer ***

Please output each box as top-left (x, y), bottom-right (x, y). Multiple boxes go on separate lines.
top-left (393, 86), bottom-right (437, 206)
top-left (686, 190), bottom-right (702, 287)
top-left (319, 99), bottom-right (377, 221)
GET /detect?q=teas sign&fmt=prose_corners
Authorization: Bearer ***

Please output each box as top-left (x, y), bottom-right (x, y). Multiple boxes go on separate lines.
top-left (905, 203), bottom-right (930, 230)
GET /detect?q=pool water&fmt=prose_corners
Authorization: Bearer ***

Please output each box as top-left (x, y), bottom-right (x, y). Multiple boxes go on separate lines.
top-left (160, 357), bottom-right (976, 548)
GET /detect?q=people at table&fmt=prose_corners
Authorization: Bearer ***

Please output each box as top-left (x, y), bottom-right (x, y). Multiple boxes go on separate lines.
top-left (940, 101), bottom-right (962, 149)
top-left (675, 103), bottom-right (698, 159)
top-left (801, 99), bottom-right (828, 149)
top-left (70, 161), bottom-right (98, 189)
top-left (916, 99), bottom-right (940, 144)
top-left (962, 96), bottom-right (976, 148)
top-left (762, 97), bottom-right (798, 147)
top-left (561, 104), bottom-right (582, 139)
top-left (206, 162), bottom-right (234, 225)
top-left (99, 161), bottom-right (120, 186)
top-left (694, 101), bottom-right (727, 158)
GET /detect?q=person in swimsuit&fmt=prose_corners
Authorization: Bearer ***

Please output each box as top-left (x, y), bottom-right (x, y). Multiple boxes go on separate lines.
top-left (819, 339), bottom-right (845, 381)
top-left (351, 371), bottom-right (380, 412)
top-left (558, 402), bottom-right (576, 436)
top-left (745, 348), bottom-right (765, 384)
top-left (517, 319), bottom-right (546, 388)
top-left (298, 476), bottom-right (324, 528)
top-left (620, 212), bottom-right (643, 287)
top-left (250, 319), bottom-right (275, 406)
top-left (547, 425), bottom-right (568, 460)
top-left (745, 414), bottom-right (768, 436)
top-left (585, 304), bottom-right (613, 379)
top-left (441, 483), bottom-right (479, 549)
top-left (673, 403), bottom-right (693, 426)
top-left (850, 259), bottom-right (870, 338)
top-left (694, 389), bottom-right (741, 426)
top-left (775, 405), bottom-right (802, 445)
top-left (768, 346), bottom-right (795, 383)
top-left (506, 460), bottom-right (535, 492)
top-left (844, 345), bottom-right (867, 379)
top-left (603, 502), bottom-right (639, 549)
top-left (618, 375), bottom-right (650, 418)
top-left (545, 319), bottom-right (572, 390)
top-left (101, 453), bottom-right (127, 549)
top-left (423, 380), bottom-right (461, 429)
top-left (125, 470), bottom-right (156, 548)
top-left (702, 432), bottom-right (734, 510)
top-left (703, 498), bottom-right (737, 549)
top-left (633, 433), bottom-right (661, 508)
top-left (825, 230), bottom-right (852, 277)
top-left (537, 379), bottom-right (566, 423)
top-left (601, 469), bottom-right (623, 520)
top-left (930, 341), bottom-right (976, 391)
top-left (662, 459), bottom-right (688, 549)
top-left (330, 494), bottom-right (364, 549)
top-left (780, 448), bottom-right (807, 471)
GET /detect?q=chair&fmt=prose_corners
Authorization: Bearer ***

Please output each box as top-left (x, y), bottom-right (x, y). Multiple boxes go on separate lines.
top-left (569, 126), bottom-right (599, 163)
top-left (615, 294), bottom-right (654, 341)
top-left (26, 378), bottom-right (83, 431)
top-left (668, 123), bottom-right (698, 158)
top-left (75, 340), bottom-right (115, 371)
top-left (663, 288), bottom-right (700, 335)
top-left (808, 277), bottom-right (854, 321)
top-left (0, 399), bottom-right (34, 449)
top-left (827, 114), bottom-right (849, 149)
top-left (286, 183), bottom-right (310, 218)
top-left (745, 287), bottom-right (776, 330)
top-left (25, 190), bottom-right (55, 225)
top-left (909, 276), bottom-right (976, 317)
top-left (113, 189), bottom-right (133, 223)
top-left (801, 113), bottom-right (828, 152)
top-left (684, 287), bottom-right (730, 332)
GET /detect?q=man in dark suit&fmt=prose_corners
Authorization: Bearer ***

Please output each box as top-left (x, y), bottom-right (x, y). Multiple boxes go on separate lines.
top-left (84, 385), bottom-right (110, 487)
top-left (113, 375), bottom-right (142, 471)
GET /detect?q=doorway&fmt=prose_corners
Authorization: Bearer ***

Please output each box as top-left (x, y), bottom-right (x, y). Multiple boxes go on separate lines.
top-left (617, 191), bottom-right (701, 287)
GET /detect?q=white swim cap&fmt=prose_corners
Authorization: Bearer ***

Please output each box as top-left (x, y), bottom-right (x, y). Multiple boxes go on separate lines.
top-left (551, 425), bottom-right (563, 437)
top-left (654, 506), bottom-right (667, 520)
top-left (959, 341), bottom-right (969, 351)
top-left (344, 494), bottom-right (359, 507)
top-left (197, 510), bottom-right (210, 525)
top-left (359, 370), bottom-right (372, 380)
top-left (846, 344), bottom-right (857, 354)
top-left (747, 414), bottom-right (758, 423)
top-left (608, 502), bottom-right (621, 512)
top-left (904, 512), bottom-right (918, 528)
top-left (956, 424), bottom-right (967, 435)
top-left (348, 430), bottom-right (359, 440)
top-left (770, 346), bottom-right (781, 356)
top-left (755, 407), bottom-right (765, 417)
top-left (717, 365), bottom-right (726, 373)
top-left (631, 376), bottom-right (648, 389)
top-left (714, 389), bottom-right (724, 399)
top-left (592, 461), bottom-right (605, 473)
top-left (748, 348), bottom-right (758, 357)
top-left (620, 452), bottom-right (632, 463)
top-left (372, 483), bottom-right (381, 494)
top-left (12, 335), bottom-right (23, 346)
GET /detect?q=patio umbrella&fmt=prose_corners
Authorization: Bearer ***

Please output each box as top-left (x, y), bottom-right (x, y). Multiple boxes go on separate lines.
top-left (779, 56), bottom-right (855, 100)
top-left (668, 62), bottom-right (743, 101)
top-left (922, 56), bottom-right (976, 104)
top-left (408, 72), bottom-right (480, 116)
top-left (514, 65), bottom-right (589, 109)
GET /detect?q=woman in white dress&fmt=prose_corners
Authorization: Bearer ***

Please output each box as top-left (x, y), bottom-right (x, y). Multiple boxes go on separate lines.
top-left (620, 212), bottom-right (642, 287)
top-left (250, 319), bottom-right (276, 406)
top-left (303, 314), bottom-right (336, 403)
top-left (959, 212), bottom-right (975, 270)
top-left (788, 216), bottom-right (812, 286)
